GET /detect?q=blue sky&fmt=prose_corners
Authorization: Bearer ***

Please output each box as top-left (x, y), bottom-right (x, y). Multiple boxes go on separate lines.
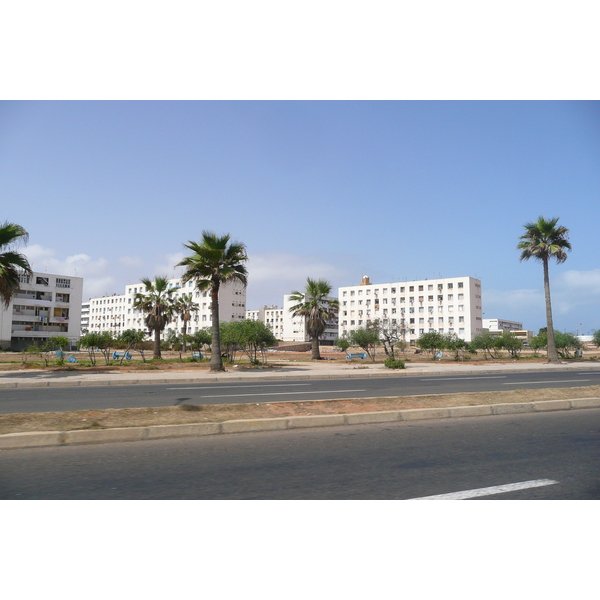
top-left (1, 101), bottom-right (599, 334)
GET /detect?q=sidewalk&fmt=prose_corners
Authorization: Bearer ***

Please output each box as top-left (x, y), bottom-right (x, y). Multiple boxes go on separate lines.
top-left (0, 358), bottom-right (599, 388)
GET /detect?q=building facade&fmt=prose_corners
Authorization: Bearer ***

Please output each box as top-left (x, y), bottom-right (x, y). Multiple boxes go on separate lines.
top-left (85, 277), bottom-right (246, 338)
top-left (482, 318), bottom-right (523, 332)
top-left (0, 271), bottom-right (84, 351)
top-left (338, 275), bottom-right (483, 343)
top-left (246, 305), bottom-right (285, 339)
top-left (246, 296), bottom-right (339, 345)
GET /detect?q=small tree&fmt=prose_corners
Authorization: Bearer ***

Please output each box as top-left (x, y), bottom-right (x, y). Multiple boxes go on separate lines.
top-left (188, 328), bottom-right (212, 356)
top-left (530, 332), bottom-right (547, 356)
top-left (554, 331), bottom-right (582, 359)
top-left (219, 321), bottom-right (243, 363)
top-left (335, 337), bottom-right (351, 354)
top-left (416, 331), bottom-right (445, 359)
top-left (497, 330), bottom-right (523, 358)
top-left (375, 319), bottom-right (405, 361)
top-left (471, 331), bottom-right (502, 360)
top-left (593, 330), bottom-right (600, 348)
top-left (238, 319), bottom-right (276, 364)
top-left (349, 324), bottom-right (380, 362)
top-left (442, 333), bottom-right (473, 361)
top-left (96, 331), bottom-right (115, 365)
top-left (79, 332), bottom-right (101, 366)
top-left (116, 330), bottom-right (148, 365)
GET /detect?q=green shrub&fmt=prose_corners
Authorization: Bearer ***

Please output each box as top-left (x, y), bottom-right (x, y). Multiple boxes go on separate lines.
top-left (384, 358), bottom-right (405, 370)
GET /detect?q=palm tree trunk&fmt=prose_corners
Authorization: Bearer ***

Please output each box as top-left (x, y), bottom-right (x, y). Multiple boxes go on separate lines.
top-left (210, 281), bottom-right (225, 372)
top-left (311, 335), bottom-right (321, 360)
top-left (153, 328), bottom-right (161, 360)
top-left (543, 257), bottom-right (560, 363)
top-left (182, 319), bottom-right (188, 353)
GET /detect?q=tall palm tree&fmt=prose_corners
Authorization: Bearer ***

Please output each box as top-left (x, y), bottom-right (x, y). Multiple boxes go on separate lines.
top-left (288, 278), bottom-right (339, 360)
top-left (173, 293), bottom-right (198, 352)
top-left (177, 232), bottom-right (248, 372)
top-left (133, 276), bottom-right (179, 359)
top-left (0, 221), bottom-right (32, 307)
top-left (518, 216), bottom-right (571, 364)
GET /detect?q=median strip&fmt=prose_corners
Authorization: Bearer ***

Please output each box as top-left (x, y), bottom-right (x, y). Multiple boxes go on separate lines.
top-left (1, 395), bottom-right (599, 449)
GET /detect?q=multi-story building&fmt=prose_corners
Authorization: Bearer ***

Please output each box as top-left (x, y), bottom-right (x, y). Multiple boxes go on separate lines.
top-left (246, 305), bottom-right (285, 339)
top-left (85, 277), bottom-right (246, 338)
top-left (281, 294), bottom-right (338, 345)
top-left (0, 271), bottom-right (83, 351)
top-left (338, 275), bottom-right (483, 343)
top-left (482, 318), bottom-right (523, 332)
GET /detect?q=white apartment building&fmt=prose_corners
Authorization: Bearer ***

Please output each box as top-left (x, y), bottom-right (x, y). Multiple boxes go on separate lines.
top-left (85, 277), bottom-right (246, 338)
top-left (246, 305), bottom-right (285, 339)
top-left (0, 271), bottom-right (83, 351)
top-left (482, 318), bottom-right (523, 332)
top-left (338, 275), bottom-right (483, 343)
top-left (281, 294), bottom-right (339, 345)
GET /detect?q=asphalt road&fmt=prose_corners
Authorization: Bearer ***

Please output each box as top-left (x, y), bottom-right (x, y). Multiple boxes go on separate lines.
top-left (1, 369), bottom-right (600, 414)
top-left (2, 408), bottom-right (599, 499)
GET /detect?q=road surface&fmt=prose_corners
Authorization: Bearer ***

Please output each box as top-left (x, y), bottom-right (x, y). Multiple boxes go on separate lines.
top-left (2, 408), bottom-right (599, 499)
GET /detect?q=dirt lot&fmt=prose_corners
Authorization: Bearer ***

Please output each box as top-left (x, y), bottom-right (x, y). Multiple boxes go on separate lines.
top-left (2, 384), bottom-right (599, 436)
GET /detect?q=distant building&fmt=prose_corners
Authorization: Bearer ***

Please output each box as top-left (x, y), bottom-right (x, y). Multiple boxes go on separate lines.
top-left (246, 305), bottom-right (285, 339)
top-left (338, 275), bottom-right (483, 343)
top-left (482, 318), bottom-right (523, 332)
top-left (246, 297), bottom-right (339, 345)
top-left (0, 271), bottom-right (83, 351)
top-left (84, 277), bottom-right (246, 338)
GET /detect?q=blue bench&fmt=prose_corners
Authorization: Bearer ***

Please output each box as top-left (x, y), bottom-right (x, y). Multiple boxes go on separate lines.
top-left (191, 352), bottom-right (203, 359)
top-left (112, 351), bottom-right (132, 360)
top-left (346, 352), bottom-right (367, 360)
top-left (67, 354), bottom-right (78, 363)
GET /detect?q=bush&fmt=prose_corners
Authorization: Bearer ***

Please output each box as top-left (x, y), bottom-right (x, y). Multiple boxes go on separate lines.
top-left (384, 358), bottom-right (405, 369)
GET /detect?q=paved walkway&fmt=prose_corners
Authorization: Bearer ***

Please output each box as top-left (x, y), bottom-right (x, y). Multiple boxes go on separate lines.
top-left (1, 359), bottom-right (599, 388)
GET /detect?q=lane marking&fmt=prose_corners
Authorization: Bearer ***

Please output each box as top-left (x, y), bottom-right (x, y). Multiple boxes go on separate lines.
top-left (420, 376), bottom-right (507, 381)
top-left (503, 379), bottom-right (590, 385)
top-left (198, 389), bottom-right (366, 399)
top-left (575, 372), bottom-right (600, 375)
top-left (407, 479), bottom-right (559, 500)
top-left (167, 383), bottom-right (311, 390)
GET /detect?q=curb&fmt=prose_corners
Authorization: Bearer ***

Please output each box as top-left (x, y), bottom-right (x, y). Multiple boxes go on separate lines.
top-left (1, 365), bottom-right (599, 389)
top-left (2, 397), bottom-right (599, 450)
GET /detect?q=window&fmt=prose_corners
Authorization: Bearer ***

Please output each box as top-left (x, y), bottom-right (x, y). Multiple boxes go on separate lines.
top-left (409, 286), bottom-right (414, 292)
top-left (428, 285), bottom-right (433, 291)
top-left (448, 283), bottom-right (453, 289)
top-left (19, 273), bottom-right (30, 284)
top-left (418, 285), bottom-right (423, 291)
top-left (391, 288), bottom-right (396, 294)
top-left (36, 277), bottom-right (49, 286)
top-left (448, 294), bottom-right (453, 301)
top-left (56, 293), bottom-right (70, 303)
top-left (458, 282), bottom-right (464, 289)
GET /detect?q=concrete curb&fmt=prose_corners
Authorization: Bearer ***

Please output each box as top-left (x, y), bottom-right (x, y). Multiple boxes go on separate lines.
top-left (2, 397), bottom-right (600, 450)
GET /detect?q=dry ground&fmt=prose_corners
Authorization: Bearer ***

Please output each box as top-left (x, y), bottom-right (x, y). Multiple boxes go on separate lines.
top-left (1, 384), bottom-right (599, 436)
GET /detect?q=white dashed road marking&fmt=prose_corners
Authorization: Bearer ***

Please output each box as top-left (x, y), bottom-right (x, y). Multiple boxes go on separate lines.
top-left (503, 379), bottom-right (590, 385)
top-left (407, 479), bottom-right (559, 500)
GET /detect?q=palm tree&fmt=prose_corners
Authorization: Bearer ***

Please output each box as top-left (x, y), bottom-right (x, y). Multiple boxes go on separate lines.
top-left (518, 216), bottom-right (571, 364)
top-left (288, 278), bottom-right (339, 360)
top-left (173, 293), bottom-right (198, 352)
top-left (133, 276), bottom-right (179, 359)
top-left (0, 221), bottom-right (32, 307)
top-left (177, 232), bottom-right (248, 372)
